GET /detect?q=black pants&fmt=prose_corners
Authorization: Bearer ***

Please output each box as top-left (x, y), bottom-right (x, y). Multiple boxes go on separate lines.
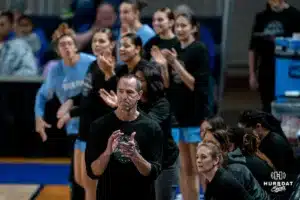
top-left (68, 135), bottom-right (85, 200)
top-left (258, 76), bottom-right (275, 113)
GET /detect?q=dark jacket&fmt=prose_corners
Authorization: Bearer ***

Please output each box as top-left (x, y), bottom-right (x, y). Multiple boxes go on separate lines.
top-left (289, 174), bottom-right (300, 200)
top-left (227, 148), bottom-right (270, 200)
top-left (205, 167), bottom-right (255, 200)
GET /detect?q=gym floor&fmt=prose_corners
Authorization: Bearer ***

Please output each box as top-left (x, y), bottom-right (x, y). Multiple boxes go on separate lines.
top-left (0, 158), bottom-right (70, 200)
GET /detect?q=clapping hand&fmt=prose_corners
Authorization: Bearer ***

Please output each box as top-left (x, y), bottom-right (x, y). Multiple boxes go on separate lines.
top-left (106, 130), bottom-right (123, 155)
top-left (97, 51), bottom-right (115, 76)
top-left (151, 46), bottom-right (168, 67)
top-left (119, 132), bottom-right (137, 158)
top-left (161, 48), bottom-right (177, 64)
top-left (99, 88), bottom-right (118, 108)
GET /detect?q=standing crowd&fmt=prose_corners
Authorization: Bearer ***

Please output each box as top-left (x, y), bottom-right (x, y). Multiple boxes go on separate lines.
top-left (31, 0), bottom-right (300, 199)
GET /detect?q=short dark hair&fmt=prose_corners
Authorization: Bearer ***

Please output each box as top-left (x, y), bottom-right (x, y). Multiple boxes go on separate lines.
top-left (135, 62), bottom-right (165, 102)
top-left (207, 116), bottom-right (227, 131)
top-left (0, 11), bottom-right (14, 24)
top-left (238, 109), bottom-right (288, 143)
top-left (118, 74), bottom-right (142, 92)
top-left (121, 33), bottom-right (143, 48)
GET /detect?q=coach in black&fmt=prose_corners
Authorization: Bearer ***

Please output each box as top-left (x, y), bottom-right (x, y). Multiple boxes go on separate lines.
top-left (85, 74), bottom-right (163, 200)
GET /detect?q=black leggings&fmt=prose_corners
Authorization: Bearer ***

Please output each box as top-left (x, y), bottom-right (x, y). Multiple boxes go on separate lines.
top-left (258, 78), bottom-right (275, 113)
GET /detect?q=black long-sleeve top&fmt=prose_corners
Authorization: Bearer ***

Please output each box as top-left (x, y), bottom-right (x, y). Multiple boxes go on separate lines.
top-left (205, 167), bottom-right (255, 200)
top-left (69, 61), bottom-right (116, 141)
top-left (167, 41), bottom-right (211, 127)
top-left (85, 112), bottom-right (163, 200)
top-left (138, 97), bottom-right (179, 169)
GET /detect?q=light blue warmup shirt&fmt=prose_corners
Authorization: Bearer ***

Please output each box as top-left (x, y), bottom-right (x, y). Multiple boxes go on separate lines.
top-left (34, 53), bottom-right (96, 135)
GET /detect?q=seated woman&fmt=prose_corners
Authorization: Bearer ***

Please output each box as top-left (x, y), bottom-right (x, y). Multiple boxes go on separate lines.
top-left (238, 109), bottom-right (298, 199)
top-left (203, 129), bottom-right (270, 200)
top-left (200, 116), bottom-right (228, 139)
top-left (227, 127), bottom-right (275, 196)
top-left (238, 110), bottom-right (297, 173)
top-left (196, 141), bottom-right (254, 200)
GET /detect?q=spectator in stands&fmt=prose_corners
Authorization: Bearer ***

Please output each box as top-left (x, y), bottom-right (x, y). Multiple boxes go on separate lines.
top-left (197, 142), bottom-right (255, 200)
top-left (70, 0), bottom-right (122, 31)
top-left (0, 11), bottom-right (14, 40)
top-left (34, 23), bottom-right (95, 200)
top-left (15, 15), bottom-right (41, 55)
top-left (248, 0), bottom-right (300, 113)
top-left (75, 2), bottom-right (118, 54)
top-left (0, 11), bottom-right (37, 76)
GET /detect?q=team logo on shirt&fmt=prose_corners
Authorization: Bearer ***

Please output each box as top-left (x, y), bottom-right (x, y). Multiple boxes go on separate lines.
top-left (263, 171), bottom-right (293, 193)
top-left (263, 20), bottom-right (284, 36)
top-left (113, 135), bottom-right (140, 164)
top-left (62, 80), bottom-right (84, 91)
top-left (82, 73), bottom-right (93, 96)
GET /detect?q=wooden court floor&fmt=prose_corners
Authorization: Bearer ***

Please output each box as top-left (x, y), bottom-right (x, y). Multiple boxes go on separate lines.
top-left (0, 158), bottom-right (71, 200)
top-left (0, 184), bottom-right (70, 200)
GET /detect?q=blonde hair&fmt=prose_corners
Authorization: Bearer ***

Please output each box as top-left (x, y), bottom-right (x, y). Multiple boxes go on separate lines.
top-left (198, 141), bottom-right (225, 167)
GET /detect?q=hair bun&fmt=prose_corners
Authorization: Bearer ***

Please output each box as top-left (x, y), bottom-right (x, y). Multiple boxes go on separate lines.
top-left (52, 23), bottom-right (75, 43)
top-left (57, 23), bottom-right (69, 32)
top-left (136, 0), bottom-right (148, 11)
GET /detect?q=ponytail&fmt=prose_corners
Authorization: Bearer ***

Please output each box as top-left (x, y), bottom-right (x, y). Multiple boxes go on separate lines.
top-left (238, 109), bottom-right (288, 143)
top-left (243, 129), bottom-right (275, 170)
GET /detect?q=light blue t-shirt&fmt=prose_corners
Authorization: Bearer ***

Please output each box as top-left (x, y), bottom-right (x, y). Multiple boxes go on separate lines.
top-left (34, 53), bottom-right (96, 135)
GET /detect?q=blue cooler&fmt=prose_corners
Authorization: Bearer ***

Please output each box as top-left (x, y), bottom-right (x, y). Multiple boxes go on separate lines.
top-left (275, 37), bottom-right (300, 102)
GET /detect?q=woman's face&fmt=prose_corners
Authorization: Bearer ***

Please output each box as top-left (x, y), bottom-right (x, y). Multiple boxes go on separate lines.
top-left (200, 120), bottom-right (211, 139)
top-left (135, 70), bottom-right (147, 94)
top-left (175, 15), bottom-right (194, 42)
top-left (152, 11), bottom-right (172, 35)
top-left (57, 35), bottom-right (77, 59)
top-left (196, 146), bottom-right (217, 173)
top-left (119, 37), bottom-right (140, 62)
top-left (120, 3), bottom-right (136, 26)
top-left (92, 32), bottom-right (111, 56)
